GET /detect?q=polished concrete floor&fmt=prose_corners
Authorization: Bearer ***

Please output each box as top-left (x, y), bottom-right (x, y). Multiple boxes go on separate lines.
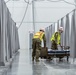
top-left (4, 49), bottom-right (76, 75)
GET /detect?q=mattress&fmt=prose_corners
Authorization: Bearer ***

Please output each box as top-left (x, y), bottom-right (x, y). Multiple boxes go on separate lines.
top-left (48, 49), bottom-right (70, 54)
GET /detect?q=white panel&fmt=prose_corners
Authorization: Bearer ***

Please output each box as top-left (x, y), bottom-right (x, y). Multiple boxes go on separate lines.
top-left (18, 23), bottom-right (33, 49)
top-left (45, 27), bottom-right (49, 48)
top-left (55, 23), bottom-right (57, 32)
top-left (62, 17), bottom-right (66, 46)
top-left (48, 25), bottom-right (52, 49)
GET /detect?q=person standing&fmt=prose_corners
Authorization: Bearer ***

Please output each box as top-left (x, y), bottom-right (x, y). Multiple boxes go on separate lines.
top-left (51, 27), bottom-right (63, 50)
top-left (32, 28), bottom-right (46, 62)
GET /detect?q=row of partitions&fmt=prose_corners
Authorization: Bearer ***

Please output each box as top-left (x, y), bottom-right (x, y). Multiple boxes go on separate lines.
top-left (45, 9), bottom-right (76, 58)
top-left (0, 0), bottom-right (20, 66)
top-left (29, 9), bottom-right (76, 59)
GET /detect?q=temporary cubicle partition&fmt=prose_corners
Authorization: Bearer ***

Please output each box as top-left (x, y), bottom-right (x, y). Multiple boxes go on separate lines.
top-left (45, 24), bottom-right (55, 49)
top-left (57, 9), bottom-right (76, 58)
top-left (29, 31), bottom-right (34, 49)
top-left (48, 25), bottom-right (52, 49)
top-left (0, 0), bottom-right (20, 66)
top-left (45, 9), bottom-right (76, 59)
top-left (45, 27), bottom-right (49, 48)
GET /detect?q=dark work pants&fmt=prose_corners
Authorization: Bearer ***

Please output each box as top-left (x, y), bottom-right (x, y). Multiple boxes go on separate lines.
top-left (32, 38), bottom-right (41, 61)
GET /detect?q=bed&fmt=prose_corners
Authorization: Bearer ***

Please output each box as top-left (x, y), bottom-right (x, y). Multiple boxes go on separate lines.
top-left (40, 47), bottom-right (70, 61)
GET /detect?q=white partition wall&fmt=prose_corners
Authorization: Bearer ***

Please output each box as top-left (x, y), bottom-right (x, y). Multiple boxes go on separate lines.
top-left (0, 0), bottom-right (20, 66)
top-left (48, 25), bottom-right (52, 49)
top-left (70, 10), bottom-right (76, 58)
top-left (45, 8), bottom-right (76, 60)
top-left (0, 0), bottom-right (6, 65)
top-left (15, 27), bottom-right (20, 51)
top-left (29, 32), bottom-right (33, 49)
top-left (65, 14), bottom-right (70, 46)
top-left (75, 10), bottom-right (76, 58)
top-left (45, 27), bottom-right (49, 48)
top-left (52, 24), bottom-right (55, 35)
top-left (60, 18), bottom-right (64, 46)
top-left (12, 22), bottom-right (16, 54)
top-left (57, 20), bottom-right (59, 31)
top-left (45, 23), bottom-right (55, 49)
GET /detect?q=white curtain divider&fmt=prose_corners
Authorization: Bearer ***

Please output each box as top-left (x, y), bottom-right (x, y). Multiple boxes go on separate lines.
top-left (45, 27), bottom-right (49, 48)
top-left (70, 10), bottom-right (75, 58)
top-left (0, 0), bottom-right (20, 66)
top-left (48, 25), bottom-right (52, 49)
top-left (60, 18), bottom-right (64, 47)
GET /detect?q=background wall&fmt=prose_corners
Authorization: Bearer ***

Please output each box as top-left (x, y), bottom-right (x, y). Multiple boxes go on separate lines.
top-left (4, 0), bottom-right (75, 49)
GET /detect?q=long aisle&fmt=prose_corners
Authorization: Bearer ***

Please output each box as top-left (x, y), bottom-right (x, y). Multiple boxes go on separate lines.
top-left (5, 49), bottom-right (33, 75)
top-left (4, 49), bottom-right (76, 75)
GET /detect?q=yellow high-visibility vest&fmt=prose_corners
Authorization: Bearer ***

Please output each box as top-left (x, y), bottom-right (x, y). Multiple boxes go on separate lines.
top-left (50, 32), bottom-right (61, 45)
top-left (33, 32), bottom-right (44, 41)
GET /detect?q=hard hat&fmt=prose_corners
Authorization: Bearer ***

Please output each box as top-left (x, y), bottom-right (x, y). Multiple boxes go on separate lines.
top-left (40, 28), bottom-right (45, 32)
top-left (59, 27), bottom-right (63, 31)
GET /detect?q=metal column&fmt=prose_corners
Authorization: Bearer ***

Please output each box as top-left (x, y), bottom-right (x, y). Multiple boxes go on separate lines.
top-left (32, 0), bottom-right (35, 33)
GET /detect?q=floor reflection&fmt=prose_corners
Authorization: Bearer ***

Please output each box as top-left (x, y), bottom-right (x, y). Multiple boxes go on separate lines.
top-left (6, 52), bottom-right (20, 75)
top-left (3, 49), bottom-right (76, 75)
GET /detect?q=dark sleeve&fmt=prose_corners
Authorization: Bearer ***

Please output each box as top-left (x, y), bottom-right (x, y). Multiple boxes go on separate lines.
top-left (43, 34), bottom-right (46, 47)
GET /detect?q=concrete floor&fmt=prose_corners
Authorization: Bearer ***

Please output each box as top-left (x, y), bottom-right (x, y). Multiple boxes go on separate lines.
top-left (4, 49), bottom-right (76, 75)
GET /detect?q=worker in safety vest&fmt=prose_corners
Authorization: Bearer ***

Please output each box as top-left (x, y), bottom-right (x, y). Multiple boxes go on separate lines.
top-left (32, 28), bottom-right (46, 62)
top-left (51, 27), bottom-right (63, 50)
